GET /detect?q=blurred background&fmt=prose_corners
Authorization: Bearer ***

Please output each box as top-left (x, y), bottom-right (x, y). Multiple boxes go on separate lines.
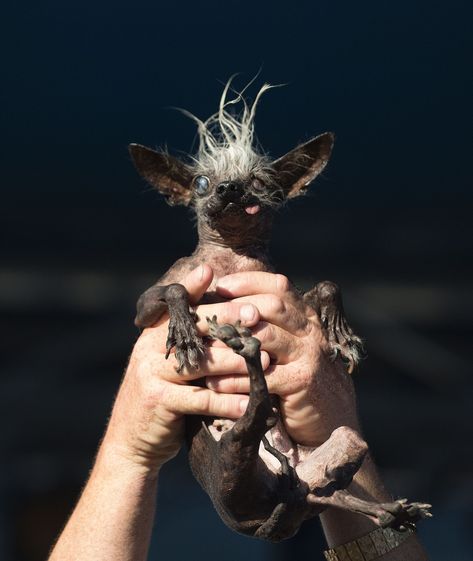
top-left (1, 0), bottom-right (472, 559)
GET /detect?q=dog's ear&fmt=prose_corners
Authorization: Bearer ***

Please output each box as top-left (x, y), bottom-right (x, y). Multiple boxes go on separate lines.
top-left (272, 132), bottom-right (334, 199)
top-left (129, 144), bottom-right (193, 206)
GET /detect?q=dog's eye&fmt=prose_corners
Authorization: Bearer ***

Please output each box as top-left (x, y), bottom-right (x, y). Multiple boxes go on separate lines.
top-left (252, 177), bottom-right (265, 191)
top-left (194, 176), bottom-right (210, 195)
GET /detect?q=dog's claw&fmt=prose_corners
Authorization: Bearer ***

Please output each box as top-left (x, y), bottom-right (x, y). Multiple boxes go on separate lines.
top-left (375, 499), bottom-right (432, 528)
top-left (166, 311), bottom-right (204, 373)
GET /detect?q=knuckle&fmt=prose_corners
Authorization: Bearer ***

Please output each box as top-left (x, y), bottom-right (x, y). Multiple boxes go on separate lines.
top-left (209, 391), bottom-right (230, 416)
top-left (210, 378), bottom-right (227, 392)
top-left (194, 389), bottom-right (211, 413)
top-left (218, 393), bottom-right (231, 413)
top-left (223, 302), bottom-right (239, 322)
top-left (267, 294), bottom-right (285, 316)
top-left (243, 272), bottom-right (253, 287)
top-left (213, 379), bottom-right (226, 392)
top-left (146, 379), bottom-right (168, 408)
top-left (256, 322), bottom-right (273, 344)
top-left (219, 376), bottom-right (235, 392)
top-left (235, 377), bottom-right (246, 393)
top-left (275, 274), bottom-right (290, 294)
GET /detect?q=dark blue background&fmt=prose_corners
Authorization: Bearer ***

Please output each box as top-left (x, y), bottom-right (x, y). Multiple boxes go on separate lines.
top-left (1, 1), bottom-right (472, 560)
top-left (2, 0), bottom-right (472, 210)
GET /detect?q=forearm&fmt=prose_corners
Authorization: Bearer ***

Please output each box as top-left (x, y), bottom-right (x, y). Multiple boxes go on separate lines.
top-left (48, 441), bottom-right (159, 561)
top-left (320, 453), bottom-right (428, 560)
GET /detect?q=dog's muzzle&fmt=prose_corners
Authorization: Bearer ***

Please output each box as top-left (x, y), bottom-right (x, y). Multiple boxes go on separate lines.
top-left (216, 181), bottom-right (244, 203)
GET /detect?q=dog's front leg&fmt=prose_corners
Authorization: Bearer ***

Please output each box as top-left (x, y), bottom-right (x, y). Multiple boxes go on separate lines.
top-left (304, 280), bottom-right (365, 373)
top-left (135, 283), bottom-right (204, 371)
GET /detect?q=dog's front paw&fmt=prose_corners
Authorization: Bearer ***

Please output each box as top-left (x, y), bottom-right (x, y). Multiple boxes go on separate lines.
top-left (166, 310), bottom-right (205, 372)
top-left (325, 314), bottom-right (365, 374)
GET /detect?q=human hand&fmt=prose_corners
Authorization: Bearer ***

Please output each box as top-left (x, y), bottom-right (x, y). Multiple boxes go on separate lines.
top-left (102, 265), bottom-right (270, 474)
top-left (206, 272), bottom-right (361, 446)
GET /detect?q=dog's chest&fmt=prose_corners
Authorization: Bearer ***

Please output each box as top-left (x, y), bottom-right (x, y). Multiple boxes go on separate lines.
top-left (199, 248), bottom-right (273, 288)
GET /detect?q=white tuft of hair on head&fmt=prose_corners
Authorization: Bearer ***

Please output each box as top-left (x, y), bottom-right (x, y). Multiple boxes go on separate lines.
top-left (178, 76), bottom-right (281, 185)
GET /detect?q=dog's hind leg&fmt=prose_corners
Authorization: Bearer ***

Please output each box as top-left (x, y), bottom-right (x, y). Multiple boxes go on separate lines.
top-left (207, 316), bottom-right (277, 441)
top-left (262, 435), bottom-right (297, 489)
top-left (296, 426), bottom-right (432, 529)
top-left (207, 317), bottom-right (292, 509)
top-left (307, 490), bottom-right (432, 530)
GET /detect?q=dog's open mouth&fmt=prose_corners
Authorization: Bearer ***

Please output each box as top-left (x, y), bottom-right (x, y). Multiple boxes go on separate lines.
top-left (208, 199), bottom-right (261, 218)
top-left (223, 202), bottom-right (261, 216)
top-left (244, 204), bottom-right (261, 215)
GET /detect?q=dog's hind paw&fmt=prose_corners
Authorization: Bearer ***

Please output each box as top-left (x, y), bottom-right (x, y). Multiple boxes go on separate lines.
top-left (206, 316), bottom-right (260, 359)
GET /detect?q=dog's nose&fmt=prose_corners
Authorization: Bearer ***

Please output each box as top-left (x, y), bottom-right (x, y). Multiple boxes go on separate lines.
top-left (216, 181), bottom-right (244, 200)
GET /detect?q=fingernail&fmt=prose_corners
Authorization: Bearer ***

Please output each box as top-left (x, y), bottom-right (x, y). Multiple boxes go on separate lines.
top-left (199, 264), bottom-right (205, 280)
top-left (239, 397), bottom-right (249, 414)
top-left (240, 304), bottom-right (255, 322)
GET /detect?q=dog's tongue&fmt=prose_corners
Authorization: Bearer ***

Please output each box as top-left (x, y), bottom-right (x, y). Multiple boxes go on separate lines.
top-left (245, 204), bottom-right (260, 215)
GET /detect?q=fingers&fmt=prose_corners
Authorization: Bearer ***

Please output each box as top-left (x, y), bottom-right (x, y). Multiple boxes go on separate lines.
top-left (205, 364), bottom-right (290, 395)
top-left (166, 347), bottom-right (270, 379)
top-left (230, 294), bottom-right (308, 335)
top-left (199, 319), bottom-right (299, 363)
top-left (194, 301), bottom-right (260, 333)
top-left (216, 272), bottom-right (294, 299)
top-left (206, 372), bottom-right (272, 394)
top-left (179, 264), bottom-right (214, 305)
top-left (251, 321), bottom-right (301, 363)
top-left (214, 272), bottom-right (306, 335)
top-left (163, 383), bottom-right (249, 419)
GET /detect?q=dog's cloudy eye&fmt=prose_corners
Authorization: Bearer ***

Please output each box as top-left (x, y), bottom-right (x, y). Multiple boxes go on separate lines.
top-left (252, 177), bottom-right (264, 190)
top-left (194, 176), bottom-right (210, 195)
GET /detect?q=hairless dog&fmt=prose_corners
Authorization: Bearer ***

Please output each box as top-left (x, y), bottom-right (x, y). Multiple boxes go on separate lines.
top-left (129, 79), bottom-right (431, 541)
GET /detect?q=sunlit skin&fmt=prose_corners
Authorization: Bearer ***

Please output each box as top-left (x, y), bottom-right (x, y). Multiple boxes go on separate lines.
top-left (49, 266), bottom-right (428, 561)
top-left (49, 81), bottom-right (429, 559)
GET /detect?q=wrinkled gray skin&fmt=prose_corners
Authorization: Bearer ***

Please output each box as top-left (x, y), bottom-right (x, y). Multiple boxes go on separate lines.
top-left (128, 134), bottom-right (431, 541)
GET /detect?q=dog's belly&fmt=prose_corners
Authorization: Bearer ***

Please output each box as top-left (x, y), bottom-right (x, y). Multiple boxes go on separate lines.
top-left (208, 417), bottom-right (300, 473)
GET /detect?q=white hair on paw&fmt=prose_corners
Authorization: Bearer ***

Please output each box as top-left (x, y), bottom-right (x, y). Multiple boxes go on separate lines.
top-left (179, 76), bottom-right (278, 184)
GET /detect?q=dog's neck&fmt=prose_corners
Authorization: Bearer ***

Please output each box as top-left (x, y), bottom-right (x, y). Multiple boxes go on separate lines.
top-left (196, 213), bottom-right (273, 255)
top-left (192, 240), bottom-right (273, 280)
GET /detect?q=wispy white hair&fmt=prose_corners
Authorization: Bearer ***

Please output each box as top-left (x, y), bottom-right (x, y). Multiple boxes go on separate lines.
top-left (180, 76), bottom-right (277, 183)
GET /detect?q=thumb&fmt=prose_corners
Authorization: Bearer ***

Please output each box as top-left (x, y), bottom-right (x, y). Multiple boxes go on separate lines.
top-left (180, 264), bottom-right (214, 305)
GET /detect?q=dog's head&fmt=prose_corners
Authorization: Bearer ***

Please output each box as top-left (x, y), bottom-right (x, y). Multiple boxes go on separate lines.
top-left (129, 79), bottom-right (334, 249)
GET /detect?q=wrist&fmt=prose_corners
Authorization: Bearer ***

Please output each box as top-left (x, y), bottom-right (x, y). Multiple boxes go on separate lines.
top-left (97, 438), bottom-right (164, 481)
top-left (103, 376), bottom-right (184, 476)
top-left (346, 452), bottom-right (391, 502)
